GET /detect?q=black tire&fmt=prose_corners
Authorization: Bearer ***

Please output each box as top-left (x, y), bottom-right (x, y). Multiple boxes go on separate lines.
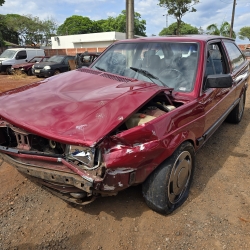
top-left (54, 69), bottom-right (60, 75)
top-left (5, 66), bottom-right (11, 75)
top-left (27, 68), bottom-right (33, 76)
top-left (226, 90), bottom-right (246, 124)
top-left (142, 141), bottom-right (195, 214)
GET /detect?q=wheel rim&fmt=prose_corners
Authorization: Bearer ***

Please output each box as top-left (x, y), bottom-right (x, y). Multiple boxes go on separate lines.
top-left (168, 151), bottom-right (192, 204)
top-left (54, 70), bottom-right (60, 75)
top-left (238, 93), bottom-right (245, 120)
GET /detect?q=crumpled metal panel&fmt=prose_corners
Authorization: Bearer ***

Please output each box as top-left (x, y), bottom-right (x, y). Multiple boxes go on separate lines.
top-left (0, 70), bottom-right (171, 147)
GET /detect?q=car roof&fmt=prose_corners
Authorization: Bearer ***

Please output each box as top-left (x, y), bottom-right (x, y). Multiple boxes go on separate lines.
top-left (115, 35), bottom-right (235, 43)
top-left (6, 48), bottom-right (44, 51)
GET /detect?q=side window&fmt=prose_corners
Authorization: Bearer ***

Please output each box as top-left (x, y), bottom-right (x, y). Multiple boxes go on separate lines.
top-left (223, 41), bottom-right (245, 71)
top-left (64, 57), bottom-right (73, 65)
top-left (205, 43), bottom-right (226, 76)
top-left (16, 50), bottom-right (27, 60)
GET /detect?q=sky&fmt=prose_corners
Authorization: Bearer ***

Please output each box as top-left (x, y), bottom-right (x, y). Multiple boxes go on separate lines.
top-left (1, 0), bottom-right (250, 44)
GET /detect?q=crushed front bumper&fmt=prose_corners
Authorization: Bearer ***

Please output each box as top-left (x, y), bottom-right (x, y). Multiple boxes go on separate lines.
top-left (0, 152), bottom-right (97, 204)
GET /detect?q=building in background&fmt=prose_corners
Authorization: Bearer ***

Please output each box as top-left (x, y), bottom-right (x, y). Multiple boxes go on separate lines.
top-left (46, 32), bottom-right (142, 56)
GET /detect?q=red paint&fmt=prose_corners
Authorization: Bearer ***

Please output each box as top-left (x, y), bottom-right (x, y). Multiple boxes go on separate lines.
top-left (0, 35), bottom-right (249, 198)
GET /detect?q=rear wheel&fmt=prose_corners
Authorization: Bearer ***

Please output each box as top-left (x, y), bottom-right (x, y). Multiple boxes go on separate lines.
top-left (226, 90), bottom-right (246, 124)
top-left (142, 141), bottom-right (195, 214)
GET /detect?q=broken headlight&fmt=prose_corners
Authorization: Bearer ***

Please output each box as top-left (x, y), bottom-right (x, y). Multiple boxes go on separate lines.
top-left (66, 145), bottom-right (100, 169)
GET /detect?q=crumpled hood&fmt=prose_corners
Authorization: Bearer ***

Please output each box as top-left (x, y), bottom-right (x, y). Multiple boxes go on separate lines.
top-left (0, 68), bottom-right (169, 146)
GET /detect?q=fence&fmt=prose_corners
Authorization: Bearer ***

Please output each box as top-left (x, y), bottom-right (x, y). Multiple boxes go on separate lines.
top-left (44, 47), bottom-right (107, 57)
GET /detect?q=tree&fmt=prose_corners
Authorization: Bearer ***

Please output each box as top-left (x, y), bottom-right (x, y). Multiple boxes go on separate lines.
top-left (98, 10), bottom-right (146, 36)
top-left (2, 14), bottom-right (58, 46)
top-left (4, 14), bottom-right (46, 45)
top-left (158, 0), bottom-right (199, 35)
top-left (238, 26), bottom-right (250, 41)
top-left (57, 15), bottom-right (99, 35)
top-left (159, 22), bottom-right (198, 36)
top-left (198, 26), bottom-right (205, 35)
top-left (41, 18), bottom-right (58, 45)
top-left (206, 21), bottom-right (236, 39)
top-left (0, 14), bottom-right (19, 45)
top-left (97, 17), bottom-right (117, 32)
top-left (0, 0), bottom-right (5, 6)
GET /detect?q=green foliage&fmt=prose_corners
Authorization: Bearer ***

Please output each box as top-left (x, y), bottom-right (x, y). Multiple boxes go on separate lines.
top-left (158, 0), bottom-right (199, 35)
top-left (57, 15), bottom-right (99, 35)
top-left (206, 21), bottom-right (236, 39)
top-left (159, 22), bottom-right (198, 36)
top-left (0, 14), bottom-right (18, 46)
top-left (238, 26), bottom-right (250, 41)
top-left (59, 11), bottom-right (146, 36)
top-left (41, 18), bottom-right (58, 45)
top-left (0, 0), bottom-right (5, 6)
top-left (0, 14), bottom-right (58, 46)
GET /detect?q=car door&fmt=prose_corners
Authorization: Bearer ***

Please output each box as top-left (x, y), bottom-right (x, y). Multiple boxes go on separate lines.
top-left (198, 40), bottom-right (236, 140)
top-left (15, 50), bottom-right (27, 64)
top-left (222, 40), bottom-right (249, 103)
top-left (60, 56), bottom-right (70, 72)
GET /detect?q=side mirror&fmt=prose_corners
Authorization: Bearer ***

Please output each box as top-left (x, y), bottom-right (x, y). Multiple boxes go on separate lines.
top-left (205, 74), bottom-right (233, 88)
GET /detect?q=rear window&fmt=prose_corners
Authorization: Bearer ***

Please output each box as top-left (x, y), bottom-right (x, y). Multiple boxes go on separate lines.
top-left (224, 41), bottom-right (245, 71)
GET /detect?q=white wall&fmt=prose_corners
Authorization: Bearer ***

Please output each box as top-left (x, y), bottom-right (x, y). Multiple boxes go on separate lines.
top-left (52, 32), bottom-right (127, 49)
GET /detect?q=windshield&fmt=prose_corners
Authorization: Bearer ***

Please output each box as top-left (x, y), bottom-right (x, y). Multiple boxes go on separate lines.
top-left (0, 50), bottom-right (16, 59)
top-left (29, 57), bottom-right (42, 63)
top-left (91, 42), bottom-right (199, 92)
top-left (47, 55), bottom-right (64, 63)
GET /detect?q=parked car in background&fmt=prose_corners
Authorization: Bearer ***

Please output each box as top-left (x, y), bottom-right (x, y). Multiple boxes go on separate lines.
top-left (0, 35), bottom-right (249, 214)
top-left (243, 50), bottom-right (250, 61)
top-left (75, 51), bottom-right (101, 68)
top-left (11, 56), bottom-right (50, 76)
top-left (33, 55), bottom-right (75, 77)
top-left (0, 48), bottom-right (45, 74)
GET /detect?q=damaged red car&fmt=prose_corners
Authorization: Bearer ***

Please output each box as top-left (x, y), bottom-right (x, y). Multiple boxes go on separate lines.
top-left (0, 35), bottom-right (249, 214)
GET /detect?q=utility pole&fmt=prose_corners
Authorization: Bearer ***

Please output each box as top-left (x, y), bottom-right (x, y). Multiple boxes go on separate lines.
top-left (126, 0), bottom-right (134, 39)
top-left (230, 0), bottom-right (236, 38)
top-left (163, 13), bottom-right (168, 28)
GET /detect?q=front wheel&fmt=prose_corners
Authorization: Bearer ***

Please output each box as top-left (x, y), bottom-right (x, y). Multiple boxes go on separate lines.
top-left (54, 69), bottom-right (60, 75)
top-left (142, 141), bottom-right (195, 214)
top-left (27, 68), bottom-right (33, 76)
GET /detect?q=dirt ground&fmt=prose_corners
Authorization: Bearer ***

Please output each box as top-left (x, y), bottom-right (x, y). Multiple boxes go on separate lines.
top-left (0, 73), bottom-right (250, 250)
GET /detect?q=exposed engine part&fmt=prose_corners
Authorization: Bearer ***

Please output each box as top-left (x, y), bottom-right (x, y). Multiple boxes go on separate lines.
top-left (126, 113), bottom-right (156, 129)
top-left (49, 140), bottom-right (56, 149)
top-left (163, 105), bottom-right (176, 111)
top-left (125, 102), bottom-right (176, 129)
top-left (70, 192), bottom-right (87, 199)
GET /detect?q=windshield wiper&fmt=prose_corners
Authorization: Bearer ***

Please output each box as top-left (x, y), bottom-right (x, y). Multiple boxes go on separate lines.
top-left (95, 66), bottom-right (106, 72)
top-left (130, 67), bottom-right (166, 86)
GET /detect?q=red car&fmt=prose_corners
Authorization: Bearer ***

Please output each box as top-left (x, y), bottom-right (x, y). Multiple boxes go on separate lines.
top-left (0, 35), bottom-right (249, 214)
top-left (11, 56), bottom-right (50, 76)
